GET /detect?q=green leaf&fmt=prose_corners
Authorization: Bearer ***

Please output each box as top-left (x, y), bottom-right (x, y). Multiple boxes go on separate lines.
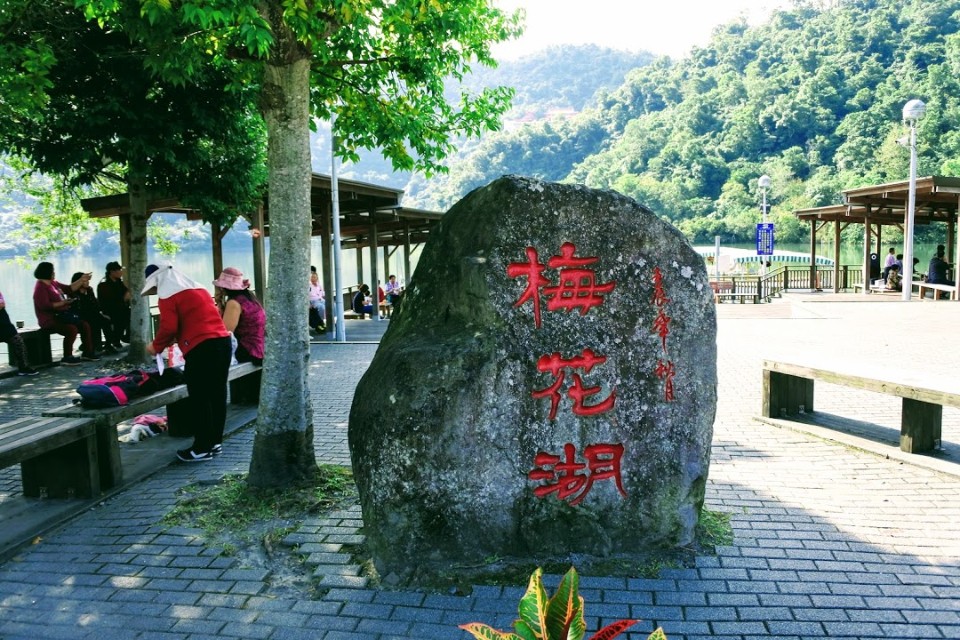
top-left (546, 567), bottom-right (585, 640)
top-left (516, 568), bottom-right (549, 639)
top-left (513, 620), bottom-right (538, 640)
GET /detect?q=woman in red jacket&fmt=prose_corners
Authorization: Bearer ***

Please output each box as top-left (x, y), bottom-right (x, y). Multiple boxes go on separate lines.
top-left (142, 264), bottom-right (231, 462)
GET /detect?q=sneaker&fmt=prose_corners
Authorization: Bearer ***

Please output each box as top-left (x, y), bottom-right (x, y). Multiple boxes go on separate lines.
top-left (61, 356), bottom-right (82, 366)
top-left (176, 448), bottom-right (213, 463)
top-left (111, 343), bottom-right (124, 351)
top-left (17, 367), bottom-right (39, 376)
top-left (211, 444), bottom-right (222, 456)
top-left (81, 353), bottom-right (101, 361)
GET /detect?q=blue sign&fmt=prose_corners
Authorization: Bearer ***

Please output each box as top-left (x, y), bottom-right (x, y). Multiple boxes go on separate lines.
top-left (756, 223), bottom-right (775, 256)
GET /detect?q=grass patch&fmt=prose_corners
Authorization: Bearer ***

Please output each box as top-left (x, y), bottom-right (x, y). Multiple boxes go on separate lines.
top-left (696, 508), bottom-right (734, 550)
top-left (162, 464), bottom-right (354, 540)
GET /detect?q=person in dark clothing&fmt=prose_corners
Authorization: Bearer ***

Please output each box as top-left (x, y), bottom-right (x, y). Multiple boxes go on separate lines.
top-left (0, 289), bottom-right (38, 375)
top-left (71, 271), bottom-right (111, 355)
top-left (869, 253), bottom-right (881, 281)
top-left (97, 261), bottom-right (131, 349)
top-left (352, 284), bottom-right (374, 318)
top-left (927, 245), bottom-right (951, 285)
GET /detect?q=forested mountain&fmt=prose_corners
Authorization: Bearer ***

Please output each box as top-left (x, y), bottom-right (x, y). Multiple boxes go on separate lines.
top-left (8, 1), bottom-right (960, 253)
top-left (411, 0), bottom-right (960, 245)
top-left (312, 45), bottom-right (652, 191)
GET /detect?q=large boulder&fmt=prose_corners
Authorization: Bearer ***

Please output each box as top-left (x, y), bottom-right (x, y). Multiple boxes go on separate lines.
top-left (349, 176), bottom-right (716, 580)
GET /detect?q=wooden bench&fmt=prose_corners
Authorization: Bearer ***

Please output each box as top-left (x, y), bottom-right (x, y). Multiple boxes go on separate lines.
top-left (715, 292), bottom-right (755, 304)
top-left (0, 416), bottom-right (99, 498)
top-left (41, 362), bottom-right (261, 490)
top-left (762, 359), bottom-right (959, 453)
top-left (916, 281), bottom-right (957, 300)
top-left (4, 327), bottom-right (56, 370)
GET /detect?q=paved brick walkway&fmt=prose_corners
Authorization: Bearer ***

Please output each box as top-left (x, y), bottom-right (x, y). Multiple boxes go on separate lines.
top-left (1, 299), bottom-right (959, 639)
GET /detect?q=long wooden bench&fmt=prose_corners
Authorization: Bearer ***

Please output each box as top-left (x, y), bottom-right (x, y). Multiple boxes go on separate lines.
top-left (41, 362), bottom-right (261, 490)
top-left (715, 292), bottom-right (756, 304)
top-left (762, 359), bottom-right (959, 453)
top-left (916, 281), bottom-right (957, 300)
top-left (0, 416), bottom-right (99, 498)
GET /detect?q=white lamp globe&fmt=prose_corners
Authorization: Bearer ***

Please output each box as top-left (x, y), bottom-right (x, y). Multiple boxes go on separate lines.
top-left (903, 99), bottom-right (926, 122)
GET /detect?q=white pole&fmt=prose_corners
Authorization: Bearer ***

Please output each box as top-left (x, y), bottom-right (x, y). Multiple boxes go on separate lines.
top-left (714, 235), bottom-right (721, 279)
top-left (330, 122), bottom-right (347, 341)
top-left (761, 185), bottom-right (768, 277)
top-left (902, 122), bottom-right (917, 302)
top-left (901, 99), bottom-right (925, 302)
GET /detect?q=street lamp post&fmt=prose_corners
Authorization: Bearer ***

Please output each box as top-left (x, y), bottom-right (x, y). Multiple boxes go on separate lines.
top-left (758, 174), bottom-right (771, 276)
top-left (902, 99), bottom-right (926, 302)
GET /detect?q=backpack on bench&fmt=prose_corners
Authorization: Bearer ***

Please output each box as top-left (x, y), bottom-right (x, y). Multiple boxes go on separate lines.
top-left (76, 370), bottom-right (160, 408)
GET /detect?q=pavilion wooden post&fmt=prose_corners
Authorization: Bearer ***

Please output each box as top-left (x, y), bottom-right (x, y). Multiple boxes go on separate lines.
top-left (251, 204), bottom-right (266, 303)
top-left (833, 218), bottom-right (841, 293)
top-left (862, 215), bottom-right (871, 294)
top-left (809, 220), bottom-right (817, 290)
top-left (875, 221), bottom-right (882, 263)
top-left (211, 221), bottom-right (225, 308)
top-left (403, 221), bottom-right (412, 285)
top-left (370, 219), bottom-right (380, 321)
top-left (211, 222), bottom-right (224, 278)
top-left (320, 201), bottom-right (333, 328)
top-left (118, 215), bottom-right (132, 273)
top-left (948, 211), bottom-right (956, 280)
top-left (355, 241), bottom-right (364, 288)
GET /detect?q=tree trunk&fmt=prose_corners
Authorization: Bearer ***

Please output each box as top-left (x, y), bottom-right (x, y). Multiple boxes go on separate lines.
top-left (247, 36), bottom-right (318, 488)
top-left (125, 175), bottom-right (151, 366)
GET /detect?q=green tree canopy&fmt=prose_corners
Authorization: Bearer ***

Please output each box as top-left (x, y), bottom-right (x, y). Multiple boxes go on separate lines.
top-left (74, 0), bottom-right (522, 487)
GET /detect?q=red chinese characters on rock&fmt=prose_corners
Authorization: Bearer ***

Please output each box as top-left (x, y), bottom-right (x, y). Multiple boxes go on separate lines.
top-left (508, 242), bottom-right (627, 506)
top-left (507, 242), bottom-right (615, 328)
top-left (652, 267), bottom-right (676, 402)
top-left (527, 443), bottom-right (627, 506)
top-left (532, 348), bottom-right (616, 420)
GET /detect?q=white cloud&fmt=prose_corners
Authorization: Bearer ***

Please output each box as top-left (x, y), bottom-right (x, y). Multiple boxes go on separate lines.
top-left (493, 0), bottom-right (793, 60)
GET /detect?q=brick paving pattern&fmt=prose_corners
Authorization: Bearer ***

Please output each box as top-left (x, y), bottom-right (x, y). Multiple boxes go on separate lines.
top-left (1, 298), bottom-right (959, 639)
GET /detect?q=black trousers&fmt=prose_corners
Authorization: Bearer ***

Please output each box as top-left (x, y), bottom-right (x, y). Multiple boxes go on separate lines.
top-left (183, 336), bottom-right (232, 453)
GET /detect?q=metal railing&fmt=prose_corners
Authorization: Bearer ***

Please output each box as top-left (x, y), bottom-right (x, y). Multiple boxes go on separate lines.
top-left (710, 264), bottom-right (864, 303)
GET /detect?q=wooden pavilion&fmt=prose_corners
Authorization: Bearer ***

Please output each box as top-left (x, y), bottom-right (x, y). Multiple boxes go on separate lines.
top-left (793, 175), bottom-right (960, 294)
top-left (80, 173), bottom-right (443, 326)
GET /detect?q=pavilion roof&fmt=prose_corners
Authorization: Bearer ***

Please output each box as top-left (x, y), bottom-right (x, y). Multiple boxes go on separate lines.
top-left (794, 176), bottom-right (960, 225)
top-left (79, 173), bottom-right (443, 247)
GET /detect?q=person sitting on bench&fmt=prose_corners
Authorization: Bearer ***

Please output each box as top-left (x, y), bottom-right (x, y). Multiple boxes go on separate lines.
top-left (213, 267), bottom-right (265, 366)
top-left (927, 245), bottom-right (950, 283)
top-left (885, 264), bottom-right (902, 292)
top-left (32, 262), bottom-right (98, 366)
top-left (0, 289), bottom-right (38, 375)
top-left (352, 284), bottom-right (375, 318)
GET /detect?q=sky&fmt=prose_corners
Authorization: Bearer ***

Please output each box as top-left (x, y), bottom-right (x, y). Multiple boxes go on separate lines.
top-left (493, 0), bottom-right (793, 60)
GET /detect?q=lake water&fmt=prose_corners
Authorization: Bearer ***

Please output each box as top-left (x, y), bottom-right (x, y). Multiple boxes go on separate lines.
top-left (0, 239), bottom-right (945, 326)
top-left (719, 241), bottom-right (944, 268)
top-left (0, 239), bottom-right (419, 327)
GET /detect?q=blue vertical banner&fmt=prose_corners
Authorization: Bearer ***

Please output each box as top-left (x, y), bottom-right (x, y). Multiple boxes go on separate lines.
top-left (756, 223), bottom-right (774, 256)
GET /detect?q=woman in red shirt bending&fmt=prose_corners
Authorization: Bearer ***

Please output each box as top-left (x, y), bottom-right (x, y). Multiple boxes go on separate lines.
top-left (142, 264), bottom-right (231, 463)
